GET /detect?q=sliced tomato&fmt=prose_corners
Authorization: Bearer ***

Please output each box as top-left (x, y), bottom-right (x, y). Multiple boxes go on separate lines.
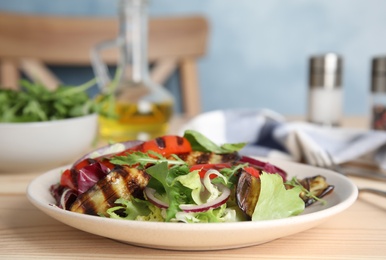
top-left (114, 136), bottom-right (192, 158)
top-left (190, 163), bottom-right (232, 179)
top-left (190, 163), bottom-right (261, 179)
top-left (138, 135), bottom-right (192, 156)
top-left (243, 166), bottom-right (260, 178)
top-left (60, 168), bottom-right (77, 191)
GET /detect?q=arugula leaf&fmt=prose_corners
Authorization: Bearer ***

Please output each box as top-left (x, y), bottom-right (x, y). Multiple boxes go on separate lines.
top-left (109, 151), bottom-right (186, 168)
top-left (146, 162), bottom-right (192, 221)
top-left (183, 130), bottom-right (246, 154)
top-left (285, 177), bottom-right (327, 205)
top-left (213, 163), bottom-right (248, 188)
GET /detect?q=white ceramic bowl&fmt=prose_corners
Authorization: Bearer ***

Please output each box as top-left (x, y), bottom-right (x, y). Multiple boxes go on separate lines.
top-left (0, 114), bottom-right (98, 173)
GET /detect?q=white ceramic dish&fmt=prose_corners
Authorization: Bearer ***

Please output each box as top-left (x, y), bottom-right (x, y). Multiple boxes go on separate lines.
top-left (27, 158), bottom-right (358, 251)
top-left (0, 114), bottom-right (98, 173)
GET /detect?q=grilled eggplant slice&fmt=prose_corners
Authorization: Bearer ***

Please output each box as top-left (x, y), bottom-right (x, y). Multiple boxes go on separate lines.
top-left (297, 175), bottom-right (334, 207)
top-left (70, 165), bottom-right (150, 216)
top-left (236, 172), bottom-right (335, 218)
top-left (236, 169), bottom-right (261, 218)
top-left (177, 151), bottom-right (240, 166)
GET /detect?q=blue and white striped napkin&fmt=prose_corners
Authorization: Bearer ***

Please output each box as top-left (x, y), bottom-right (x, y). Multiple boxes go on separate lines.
top-left (179, 108), bottom-right (386, 170)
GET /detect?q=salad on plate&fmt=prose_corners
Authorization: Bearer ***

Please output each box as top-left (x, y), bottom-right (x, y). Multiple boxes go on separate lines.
top-left (50, 130), bottom-right (334, 223)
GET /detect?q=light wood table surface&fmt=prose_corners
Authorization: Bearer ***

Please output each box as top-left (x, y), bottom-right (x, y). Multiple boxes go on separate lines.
top-left (1, 116), bottom-right (386, 260)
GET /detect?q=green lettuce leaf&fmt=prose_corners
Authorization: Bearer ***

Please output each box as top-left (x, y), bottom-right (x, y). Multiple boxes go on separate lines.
top-left (175, 168), bottom-right (229, 206)
top-left (183, 130), bottom-right (246, 154)
top-left (174, 170), bottom-right (203, 205)
top-left (105, 197), bottom-right (166, 222)
top-left (146, 162), bottom-right (192, 221)
top-left (173, 204), bottom-right (237, 223)
top-left (252, 173), bottom-right (305, 221)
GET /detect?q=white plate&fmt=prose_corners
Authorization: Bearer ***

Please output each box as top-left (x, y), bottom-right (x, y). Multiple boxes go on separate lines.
top-left (27, 158), bottom-right (358, 251)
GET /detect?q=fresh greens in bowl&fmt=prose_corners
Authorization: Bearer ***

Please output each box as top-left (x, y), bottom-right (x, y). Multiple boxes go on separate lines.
top-left (0, 79), bottom-right (101, 172)
top-left (0, 79), bottom-right (98, 123)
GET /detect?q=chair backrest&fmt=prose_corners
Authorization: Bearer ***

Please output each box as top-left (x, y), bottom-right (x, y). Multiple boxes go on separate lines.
top-left (0, 12), bottom-right (209, 116)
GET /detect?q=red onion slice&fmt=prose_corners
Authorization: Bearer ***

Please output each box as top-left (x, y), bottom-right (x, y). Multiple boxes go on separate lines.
top-left (73, 140), bottom-right (144, 166)
top-left (144, 184), bottom-right (231, 213)
top-left (240, 156), bottom-right (287, 181)
top-left (144, 187), bottom-right (169, 209)
top-left (180, 184), bottom-right (230, 213)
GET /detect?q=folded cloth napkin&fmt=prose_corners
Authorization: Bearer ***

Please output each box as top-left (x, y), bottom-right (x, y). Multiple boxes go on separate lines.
top-left (179, 108), bottom-right (386, 170)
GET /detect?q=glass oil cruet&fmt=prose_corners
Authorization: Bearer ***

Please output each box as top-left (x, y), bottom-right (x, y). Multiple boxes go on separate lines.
top-left (91, 0), bottom-right (174, 142)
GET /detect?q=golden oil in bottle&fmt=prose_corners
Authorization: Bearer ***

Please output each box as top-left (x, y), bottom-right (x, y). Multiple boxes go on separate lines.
top-left (98, 100), bottom-right (173, 142)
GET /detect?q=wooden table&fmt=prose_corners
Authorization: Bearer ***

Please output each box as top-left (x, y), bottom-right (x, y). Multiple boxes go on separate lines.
top-left (1, 116), bottom-right (386, 259)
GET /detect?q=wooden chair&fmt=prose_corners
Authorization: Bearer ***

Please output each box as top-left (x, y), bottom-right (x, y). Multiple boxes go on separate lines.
top-left (0, 12), bottom-right (208, 116)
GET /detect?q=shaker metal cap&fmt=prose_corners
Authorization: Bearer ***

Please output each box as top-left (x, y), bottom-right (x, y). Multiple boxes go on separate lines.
top-left (371, 56), bottom-right (386, 93)
top-left (309, 53), bottom-right (343, 89)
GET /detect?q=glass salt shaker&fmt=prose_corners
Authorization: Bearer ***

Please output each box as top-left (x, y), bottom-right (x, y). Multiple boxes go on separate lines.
top-left (371, 56), bottom-right (386, 130)
top-left (307, 53), bottom-right (343, 126)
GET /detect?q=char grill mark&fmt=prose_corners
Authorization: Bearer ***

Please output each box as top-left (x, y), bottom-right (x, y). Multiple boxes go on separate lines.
top-left (221, 152), bottom-right (240, 162)
top-left (176, 136), bottom-right (184, 146)
top-left (70, 166), bottom-right (150, 216)
top-left (196, 152), bottom-right (210, 164)
top-left (114, 165), bottom-right (127, 177)
top-left (177, 151), bottom-right (241, 166)
top-left (155, 137), bottom-right (166, 149)
top-left (99, 174), bottom-right (122, 209)
top-left (83, 199), bottom-right (100, 215)
top-left (70, 168), bottom-right (78, 189)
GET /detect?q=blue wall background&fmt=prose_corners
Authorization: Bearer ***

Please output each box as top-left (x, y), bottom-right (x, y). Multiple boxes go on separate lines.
top-left (1, 0), bottom-right (385, 117)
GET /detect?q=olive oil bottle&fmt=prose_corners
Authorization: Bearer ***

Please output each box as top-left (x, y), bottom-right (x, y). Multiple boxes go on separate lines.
top-left (98, 96), bottom-right (173, 142)
top-left (92, 0), bottom-right (174, 142)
